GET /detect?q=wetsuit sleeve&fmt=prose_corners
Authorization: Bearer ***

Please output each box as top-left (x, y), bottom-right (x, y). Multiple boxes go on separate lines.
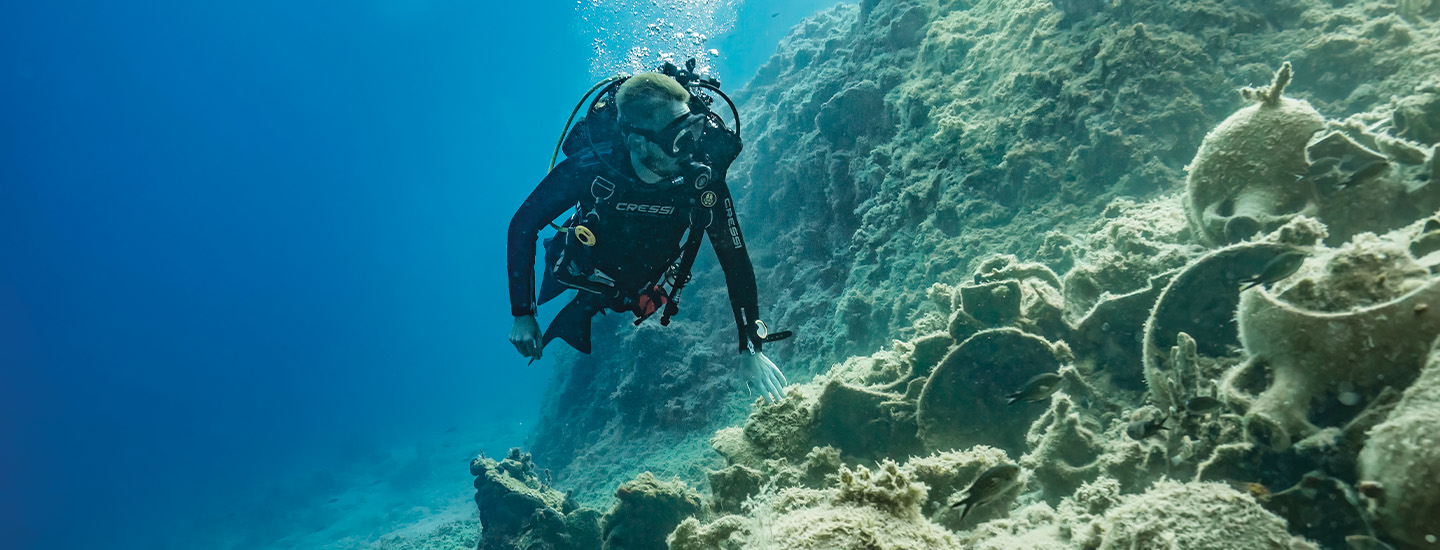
top-left (703, 178), bottom-right (762, 354)
top-left (507, 159), bottom-right (588, 318)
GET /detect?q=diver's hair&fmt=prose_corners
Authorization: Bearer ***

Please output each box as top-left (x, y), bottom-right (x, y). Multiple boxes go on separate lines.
top-left (616, 72), bottom-right (690, 131)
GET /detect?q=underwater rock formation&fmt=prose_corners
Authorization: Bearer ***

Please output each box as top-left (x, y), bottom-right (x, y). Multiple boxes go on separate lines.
top-left (1075, 480), bottom-right (1317, 549)
top-left (470, 448), bottom-right (601, 550)
top-left (601, 472), bottom-right (703, 550)
top-left (511, 0), bottom-right (1440, 548)
top-left (671, 450), bottom-right (1020, 550)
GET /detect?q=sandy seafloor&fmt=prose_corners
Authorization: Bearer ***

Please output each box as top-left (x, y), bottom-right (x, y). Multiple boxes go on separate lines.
top-left (217, 0), bottom-right (1440, 548)
top-left (175, 421), bottom-right (528, 550)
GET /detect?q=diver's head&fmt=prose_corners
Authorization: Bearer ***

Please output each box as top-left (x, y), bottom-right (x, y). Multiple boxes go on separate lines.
top-left (617, 72), bottom-right (704, 183)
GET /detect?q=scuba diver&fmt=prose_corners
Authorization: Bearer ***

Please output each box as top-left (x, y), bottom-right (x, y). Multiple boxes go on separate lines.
top-left (506, 61), bottom-right (790, 402)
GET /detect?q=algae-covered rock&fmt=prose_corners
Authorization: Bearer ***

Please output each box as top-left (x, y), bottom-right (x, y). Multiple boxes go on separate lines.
top-left (958, 503), bottom-right (1068, 550)
top-left (1077, 480), bottom-right (1317, 550)
top-left (712, 461), bottom-right (964, 550)
top-left (812, 379), bottom-right (920, 460)
top-left (1393, 82), bottom-right (1440, 145)
top-left (1062, 197), bottom-right (1199, 321)
top-left (707, 464), bottom-right (764, 516)
top-left (676, 451), bottom-right (1032, 550)
top-left (1020, 394), bottom-right (1107, 500)
top-left (1358, 338), bottom-right (1440, 548)
top-left (601, 472), bottom-right (703, 550)
top-left (668, 516), bottom-right (747, 550)
top-left (739, 385), bottom-right (821, 462)
top-left (907, 447), bottom-right (1023, 532)
top-left (471, 448), bottom-right (600, 550)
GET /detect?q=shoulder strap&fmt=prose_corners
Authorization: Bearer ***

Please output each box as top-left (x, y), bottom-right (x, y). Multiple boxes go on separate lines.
top-left (658, 208), bottom-right (710, 326)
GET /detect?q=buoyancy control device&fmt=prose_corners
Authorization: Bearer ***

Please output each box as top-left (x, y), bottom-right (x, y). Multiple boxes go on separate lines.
top-left (541, 58), bottom-right (744, 327)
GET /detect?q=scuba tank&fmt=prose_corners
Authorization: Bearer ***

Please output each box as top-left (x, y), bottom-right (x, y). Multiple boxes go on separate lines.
top-left (547, 58), bottom-right (742, 194)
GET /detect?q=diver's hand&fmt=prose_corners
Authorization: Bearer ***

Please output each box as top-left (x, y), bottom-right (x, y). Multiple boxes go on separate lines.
top-left (740, 351), bottom-right (787, 403)
top-left (510, 315), bottom-right (543, 360)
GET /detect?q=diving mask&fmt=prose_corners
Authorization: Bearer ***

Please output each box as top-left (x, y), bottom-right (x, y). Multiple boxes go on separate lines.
top-left (626, 112), bottom-right (708, 159)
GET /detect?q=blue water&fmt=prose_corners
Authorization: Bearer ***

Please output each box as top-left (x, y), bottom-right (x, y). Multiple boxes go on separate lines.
top-left (0, 1), bottom-right (839, 549)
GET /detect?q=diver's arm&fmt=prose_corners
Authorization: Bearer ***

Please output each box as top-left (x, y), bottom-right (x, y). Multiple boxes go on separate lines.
top-left (703, 178), bottom-right (787, 402)
top-left (703, 178), bottom-right (762, 353)
top-left (507, 159), bottom-right (587, 319)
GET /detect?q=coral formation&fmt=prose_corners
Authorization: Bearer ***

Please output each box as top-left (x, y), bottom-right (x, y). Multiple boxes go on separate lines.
top-left (707, 464), bottom-right (764, 516)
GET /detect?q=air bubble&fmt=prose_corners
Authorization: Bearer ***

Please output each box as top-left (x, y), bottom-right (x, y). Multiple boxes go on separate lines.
top-left (579, 0), bottom-right (737, 79)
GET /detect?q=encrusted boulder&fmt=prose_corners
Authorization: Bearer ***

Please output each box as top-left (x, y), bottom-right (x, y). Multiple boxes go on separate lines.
top-left (670, 459), bottom-right (966, 550)
top-left (601, 473), bottom-right (703, 550)
top-left (471, 448), bottom-right (601, 550)
top-left (1074, 480), bottom-right (1317, 549)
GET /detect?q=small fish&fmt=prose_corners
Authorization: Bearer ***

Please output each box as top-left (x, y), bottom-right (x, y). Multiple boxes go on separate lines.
top-left (1240, 250), bottom-right (1307, 290)
top-left (1126, 415), bottom-right (1168, 440)
top-left (1005, 373), bottom-right (1063, 404)
top-left (771, 12), bottom-right (780, 17)
top-left (1184, 396), bottom-right (1223, 415)
top-left (1244, 482), bottom-right (1271, 502)
top-left (1337, 159), bottom-right (1390, 190)
top-left (444, 426), bottom-right (458, 433)
top-left (328, 498), bottom-right (339, 503)
top-left (1346, 535), bottom-right (1397, 550)
top-left (950, 463), bottom-right (1021, 520)
top-left (1357, 480), bottom-right (1384, 501)
top-left (1302, 156), bottom-right (1342, 179)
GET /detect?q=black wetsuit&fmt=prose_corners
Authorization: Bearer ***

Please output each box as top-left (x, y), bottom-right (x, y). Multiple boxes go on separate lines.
top-left (507, 142), bottom-right (760, 354)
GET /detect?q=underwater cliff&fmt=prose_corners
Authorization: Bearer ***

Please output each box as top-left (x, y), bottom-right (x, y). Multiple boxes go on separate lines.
top-left (466, 0), bottom-right (1440, 549)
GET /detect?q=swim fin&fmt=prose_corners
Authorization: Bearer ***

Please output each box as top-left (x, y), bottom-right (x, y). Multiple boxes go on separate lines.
top-left (542, 294), bottom-right (602, 354)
